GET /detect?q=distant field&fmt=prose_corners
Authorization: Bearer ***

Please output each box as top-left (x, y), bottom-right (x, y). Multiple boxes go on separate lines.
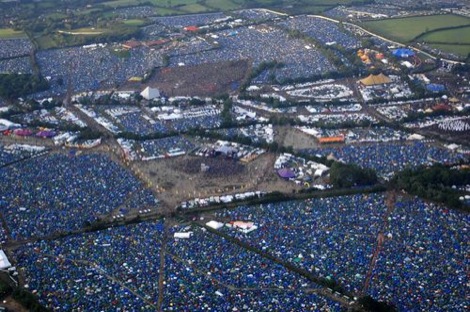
top-left (428, 43), bottom-right (470, 58)
top-left (101, 0), bottom-right (368, 14)
top-left (102, 0), bottom-right (146, 7)
top-left (180, 3), bottom-right (210, 13)
top-left (420, 26), bottom-right (470, 44)
top-left (0, 28), bottom-right (26, 39)
top-left (123, 19), bottom-right (147, 26)
top-left (205, 0), bottom-right (239, 11)
top-left (153, 7), bottom-right (180, 16)
top-left (362, 14), bottom-right (470, 42)
top-left (36, 35), bottom-right (58, 50)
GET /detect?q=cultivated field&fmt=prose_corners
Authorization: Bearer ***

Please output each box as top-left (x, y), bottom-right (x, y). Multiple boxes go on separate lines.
top-left (362, 14), bottom-right (470, 43)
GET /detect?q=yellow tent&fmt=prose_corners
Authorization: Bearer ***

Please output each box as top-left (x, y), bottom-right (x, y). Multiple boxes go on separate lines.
top-left (359, 73), bottom-right (391, 86)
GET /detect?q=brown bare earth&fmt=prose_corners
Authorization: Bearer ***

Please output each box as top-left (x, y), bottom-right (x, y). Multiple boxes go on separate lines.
top-left (126, 60), bottom-right (251, 97)
top-left (134, 152), bottom-right (299, 210)
top-left (279, 126), bottom-right (319, 150)
top-left (1, 296), bottom-right (28, 312)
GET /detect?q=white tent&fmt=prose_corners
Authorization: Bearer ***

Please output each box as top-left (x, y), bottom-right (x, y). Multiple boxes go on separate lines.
top-left (0, 250), bottom-right (11, 270)
top-left (206, 220), bottom-right (224, 230)
top-left (140, 87), bottom-right (160, 100)
top-left (174, 232), bottom-right (192, 239)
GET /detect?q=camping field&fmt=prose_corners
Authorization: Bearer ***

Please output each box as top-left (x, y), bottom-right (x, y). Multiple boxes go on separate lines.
top-left (362, 14), bottom-right (470, 43)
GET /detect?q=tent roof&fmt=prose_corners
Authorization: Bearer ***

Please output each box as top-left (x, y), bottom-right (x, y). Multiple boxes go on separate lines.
top-left (0, 250), bottom-right (11, 270)
top-left (359, 73), bottom-right (391, 86)
top-left (392, 48), bottom-right (415, 58)
top-left (140, 86), bottom-right (160, 100)
top-left (278, 168), bottom-right (296, 179)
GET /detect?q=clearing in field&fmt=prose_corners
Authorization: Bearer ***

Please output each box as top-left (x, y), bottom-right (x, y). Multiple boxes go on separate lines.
top-left (0, 28), bottom-right (26, 39)
top-left (123, 19), bottom-right (147, 26)
top-left (205, 0), bottom-right (238, 11)
top-left (362, 14), bottom-right (470, 43)
top-left (180, 3), bottom-right (210, 13)
top-left (125, 60), bottom-right (250, 97)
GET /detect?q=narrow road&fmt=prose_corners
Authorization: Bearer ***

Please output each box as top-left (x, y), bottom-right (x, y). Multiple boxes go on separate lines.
top-left (362, 191), bottom-right (396, 294)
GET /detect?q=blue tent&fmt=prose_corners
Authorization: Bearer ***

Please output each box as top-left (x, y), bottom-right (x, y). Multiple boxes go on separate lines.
top-left (426, 83), bottom-right (445, 92)
top-left (392, 48), bottom-right (415, 58)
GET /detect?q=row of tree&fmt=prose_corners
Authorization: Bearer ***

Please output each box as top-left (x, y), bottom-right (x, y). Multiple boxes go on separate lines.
top-left (390, 164), bottom-right (470, 210)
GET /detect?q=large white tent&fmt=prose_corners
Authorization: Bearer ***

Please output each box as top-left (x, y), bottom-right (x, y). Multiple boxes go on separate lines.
top-left (140, 87), bottom-right (160, 100)
top-left (0, 250), bottom-right (11, 270)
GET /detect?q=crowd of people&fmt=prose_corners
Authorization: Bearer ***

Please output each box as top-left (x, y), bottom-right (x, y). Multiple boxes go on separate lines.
top-left (302, 141), bottom-right (467, 178)
top-left (214, 194), bottom-right (468, 311)
top-left (112, 6), bottom-right (157, 19)
top-left (0, 38), bottom-right (33, 59)
top-left (0, 143), bottom-right (43, 167)
top-left (234, 9), bottom-right (280, 22)
top-left (0, 153), bottom-right (159, 240)
top-left (211, 124), bottom-right (274, 144)
top-left (36, 45), bottom-right (164, 95)
top-left (0, 56), bottom-right (32, 74)
top-left (152, 12), bottom-right (228, 29)
top-left (369, 197), bottom-right (469, 311)
top-left (217, 194), bottom-right (386, 294)
top-left (119, 136), bottom-right (195, 161)
top-left (279, 16), bottom-right (360, 50)
top-left (169, 25), bottom-right (336, 82)
top-left (298, 112), bottom-right (378, 126)
top-left (85, 104), bottom-right (224, 135)
top-left (13, 220), bottom-right (342, 311)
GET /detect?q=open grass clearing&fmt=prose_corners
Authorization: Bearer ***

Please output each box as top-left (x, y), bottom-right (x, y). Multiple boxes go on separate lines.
top-left (428, 43), bottom-right (470, 58)
top-left (420, 26), bottom-right (470, 44)
top-left (180, 3), bottom-right (210, 13)
top-left (205, 0), bottom-right (239, 11)
top-left (123, 19), bottom-right (147, 26)
top-left (35, 35), bottom-right (58, 50)
top-left (362, 14), bottom-right (470, 43)
top-left (154, 7), bottom-right (181, 15)
top-left (0, 28), bottom-right (27, 39)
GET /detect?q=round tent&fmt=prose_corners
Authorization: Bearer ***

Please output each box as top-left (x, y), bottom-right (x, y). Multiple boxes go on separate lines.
top-left (392, 48), bottom-right (415, 58)
top-left (277, 168), bottom-right (296, 179)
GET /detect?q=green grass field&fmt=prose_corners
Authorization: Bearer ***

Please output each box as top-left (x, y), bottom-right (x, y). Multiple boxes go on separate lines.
top-left (362, 14), bottom-right (470, 43)
top-left (420, 26), bottom-right (470, 44)
top-left (0, 28), bottom-right (26, 39)
top-left (180, 3), bottom-right (210, 13)
top-left (35, 35), bottom-right (58, 50)
top-left (123, 19), bottom-right (147, 26)
top-left (428, 43), bottom-right (470, 58)
top-left (205, 0), bottom-right (239, 11)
